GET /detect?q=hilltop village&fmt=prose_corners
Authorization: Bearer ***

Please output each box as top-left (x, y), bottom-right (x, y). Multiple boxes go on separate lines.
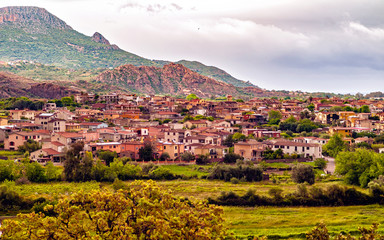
top-left (1, 92), bottom-right (384, 165)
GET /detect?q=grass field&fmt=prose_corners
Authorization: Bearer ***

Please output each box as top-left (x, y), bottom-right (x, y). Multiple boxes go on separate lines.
top-left (160, 164), bottom-right (211, 178)
top-left (0, 164), bottom-right (379, 239)
top-left (224, 205), bottom-right (384, 239)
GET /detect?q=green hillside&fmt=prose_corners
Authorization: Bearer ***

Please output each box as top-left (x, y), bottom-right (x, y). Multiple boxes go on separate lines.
top-left (0, 6), bottom-right (258, 88)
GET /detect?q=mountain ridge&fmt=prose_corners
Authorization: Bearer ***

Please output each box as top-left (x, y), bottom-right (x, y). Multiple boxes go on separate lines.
top-left (96, 63), bottom-right (258, 98)
top-left (0, 6), bottom-right (256, 89)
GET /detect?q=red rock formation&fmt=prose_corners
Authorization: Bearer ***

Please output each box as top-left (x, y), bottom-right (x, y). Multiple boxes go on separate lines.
top-left (0, 72), bottom-right (78, 99)
top-left (96, 63), bottom-right (247, 98)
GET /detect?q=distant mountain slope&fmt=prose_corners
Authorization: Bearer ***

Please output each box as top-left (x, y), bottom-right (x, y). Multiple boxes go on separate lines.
top-left (96, 63), bottom-right (255, 98)
top-left (175, 60), bottom-right (255, 88)
top-left (0, 6), bottom-right (156, 69)
top-left (0, 71), bottom-right (79, 99)
top-left (0, 6), bottom-right (259, 88)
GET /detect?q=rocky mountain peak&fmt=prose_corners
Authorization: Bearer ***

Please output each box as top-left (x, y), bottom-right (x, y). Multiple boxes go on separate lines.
top-left (0, 6), bottom-right (72, 30)
top-left (92, 32), bottom-right (120, 50)
top-left (92, 32), bottom-right (110, 45)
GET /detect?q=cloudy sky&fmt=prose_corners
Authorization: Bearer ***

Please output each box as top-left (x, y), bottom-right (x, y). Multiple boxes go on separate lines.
top-left (1, 0), bottom-right (384, 93)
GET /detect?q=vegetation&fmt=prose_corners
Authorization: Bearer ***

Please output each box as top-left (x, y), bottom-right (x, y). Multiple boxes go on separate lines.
top-left (279, 116), bottom-right (322, 133)
top-left (208, 164), bottom-right (263, 182)
top-left (291, 164), bottom-right (315, 185)
top-left (0, 181), bottom-right (231, 240)
top-left (323, 134), bottom-right (347, 157)
top-left (268, 110), bottom-right (282, 125)
top-left (336, 148), bottom-right (384, 187)
top-left (0, 97), bottom-right (45, 110)
top-left (209, 183), bottom-right (373, 207)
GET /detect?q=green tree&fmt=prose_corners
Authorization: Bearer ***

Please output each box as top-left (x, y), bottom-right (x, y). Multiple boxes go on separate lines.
top-left (359, 105), bottom-right (370, 113)
top-left (98, 150), bottom-right (117, 166)
top-left (268, 110), bottom-right (282, 125)
top-left (61, 97), bottom-right (73, 106)
top-left (26, 162), bottom-right (47, 183)
top-left (314, 158), bottom-right (327, 170)
top-left (0, 181), bottom-right (231, 240)
top-left (186, 94), bottom-right (198, 100)
top-left (160, 152), bottom-right (170, 161)
top-left (18, 139), bottom-right (41, 153)
top-left (291, 164), bottom-right (315, 185)
top-left (45, 162), bottom-right (61, 181)
top-left (63, 142), bottom-right (84, 182)
top-left (180, 152), bottom-right (195, 162)
top-left (279, 116), bottom-right (298, 132)
top-left (322, 134), bottom-right (346, 158)
top-left (223, 153), bottom-right (243, 164)
top-left (138, 143), bottom-right (155, 162)
top-left (307, 103), bottom-right (315, 112)
top-left (335, 148), bottom-right (384, 187)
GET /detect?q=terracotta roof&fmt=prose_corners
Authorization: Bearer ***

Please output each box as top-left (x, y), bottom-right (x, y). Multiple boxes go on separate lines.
top-left (51, 141), bottom-right (65, 146)
top-left (42, 148), bottom-right (62, 155)
top-left (56, 132), bottom-right (83, 138)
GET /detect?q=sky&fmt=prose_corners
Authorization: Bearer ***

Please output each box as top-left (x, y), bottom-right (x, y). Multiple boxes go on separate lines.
top-left (1, 0), bottom-right (384, 94)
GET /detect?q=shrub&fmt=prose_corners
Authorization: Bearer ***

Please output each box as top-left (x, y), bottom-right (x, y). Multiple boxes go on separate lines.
top-left (230, 177), bottom-right (240, 184)
top-left (26, 162), bottom-right (47, 183)
top-left (291, 164), bottom-right (315, 185)
top-left (209, 165), bottom-right (263, 182)
top-left (149, 167), bottom-right (176, 180)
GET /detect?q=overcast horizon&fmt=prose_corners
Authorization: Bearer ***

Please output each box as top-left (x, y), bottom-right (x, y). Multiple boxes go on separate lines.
top-left (1, 0), bottom-right (383, 94)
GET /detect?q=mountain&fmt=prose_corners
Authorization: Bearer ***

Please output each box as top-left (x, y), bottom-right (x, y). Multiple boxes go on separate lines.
top-left (0, 6), bottom-right (155, 69)
top-left (0, 71), bottom-right (79, 99)
top-left (0, 6), bottom-right (258, 88)
top-left (96, 63), bottom-right (256, 98)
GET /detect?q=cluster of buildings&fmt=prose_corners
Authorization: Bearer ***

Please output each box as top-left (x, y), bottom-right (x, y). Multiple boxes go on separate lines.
top-left (1, 93), bottom-right (384, 164)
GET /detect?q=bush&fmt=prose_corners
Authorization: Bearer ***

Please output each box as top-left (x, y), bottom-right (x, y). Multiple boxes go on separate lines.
top-left (26, 162), bottom-right (47, 183)
top-left (223, 153), bottom-right (243, 164)
top-left (291, 164), bottom-right (315, 185)
top-left (1, 181), bottom-right (232, 239)
top-left (149, 167), bottom-right (176, 180)
top-left (209, 165), bottom-right (263, 182)
top-left (230, 177), bottom-right (240, 184)
top-left (195, 154), bottom-right (209, 165)
top-left (314, 158), bottom-right (327, 170)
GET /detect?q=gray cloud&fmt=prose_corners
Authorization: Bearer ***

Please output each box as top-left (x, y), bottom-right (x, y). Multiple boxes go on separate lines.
top-left (120, 1), bottom-right (183, 13)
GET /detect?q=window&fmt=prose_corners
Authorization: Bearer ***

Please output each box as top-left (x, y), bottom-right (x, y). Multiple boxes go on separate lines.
top-left (307, 147), bottom-right (310, 150)
top-left (164, 146), bottom-right (166, 150)
top-left (175, 146), bottom-right (177, 150)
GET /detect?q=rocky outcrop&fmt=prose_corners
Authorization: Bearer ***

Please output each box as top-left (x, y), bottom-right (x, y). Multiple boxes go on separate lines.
top-left (92, 32), bottom-right (110, 45)
top-left (96, 63), bottom-right (249, 98)
top-left (92, 32), bottom-right (119, 50)
top-left (0, 72), bottom-right (78, 99)
top-left (0, 6), bottom-right (72, 30)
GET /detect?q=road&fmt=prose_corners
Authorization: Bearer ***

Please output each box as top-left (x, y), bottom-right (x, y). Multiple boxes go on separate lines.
top-left (324, 156), bottom-right (335, 174)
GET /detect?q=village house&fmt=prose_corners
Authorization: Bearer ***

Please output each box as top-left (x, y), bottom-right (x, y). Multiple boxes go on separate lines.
top-left (157, 141), bottom-right (185, 160)
top-left (51, 132), bottom-right (84, 148)
top-left (184, 120), bottom-right (208, 129)
top-left (4, 131), bottom-right (50, 150)
top-left (266, 140), bottom-right (322, 159)
top-left (194, 145), bottom-right (228, 160)
top-left (234, 140), bottom-right (266, 161)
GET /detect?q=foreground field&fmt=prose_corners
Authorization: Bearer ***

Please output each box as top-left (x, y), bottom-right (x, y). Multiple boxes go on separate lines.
top-left (2, 178), bottom-right (382, 239)
top-left (225, 205), bottom-right (384, 239)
